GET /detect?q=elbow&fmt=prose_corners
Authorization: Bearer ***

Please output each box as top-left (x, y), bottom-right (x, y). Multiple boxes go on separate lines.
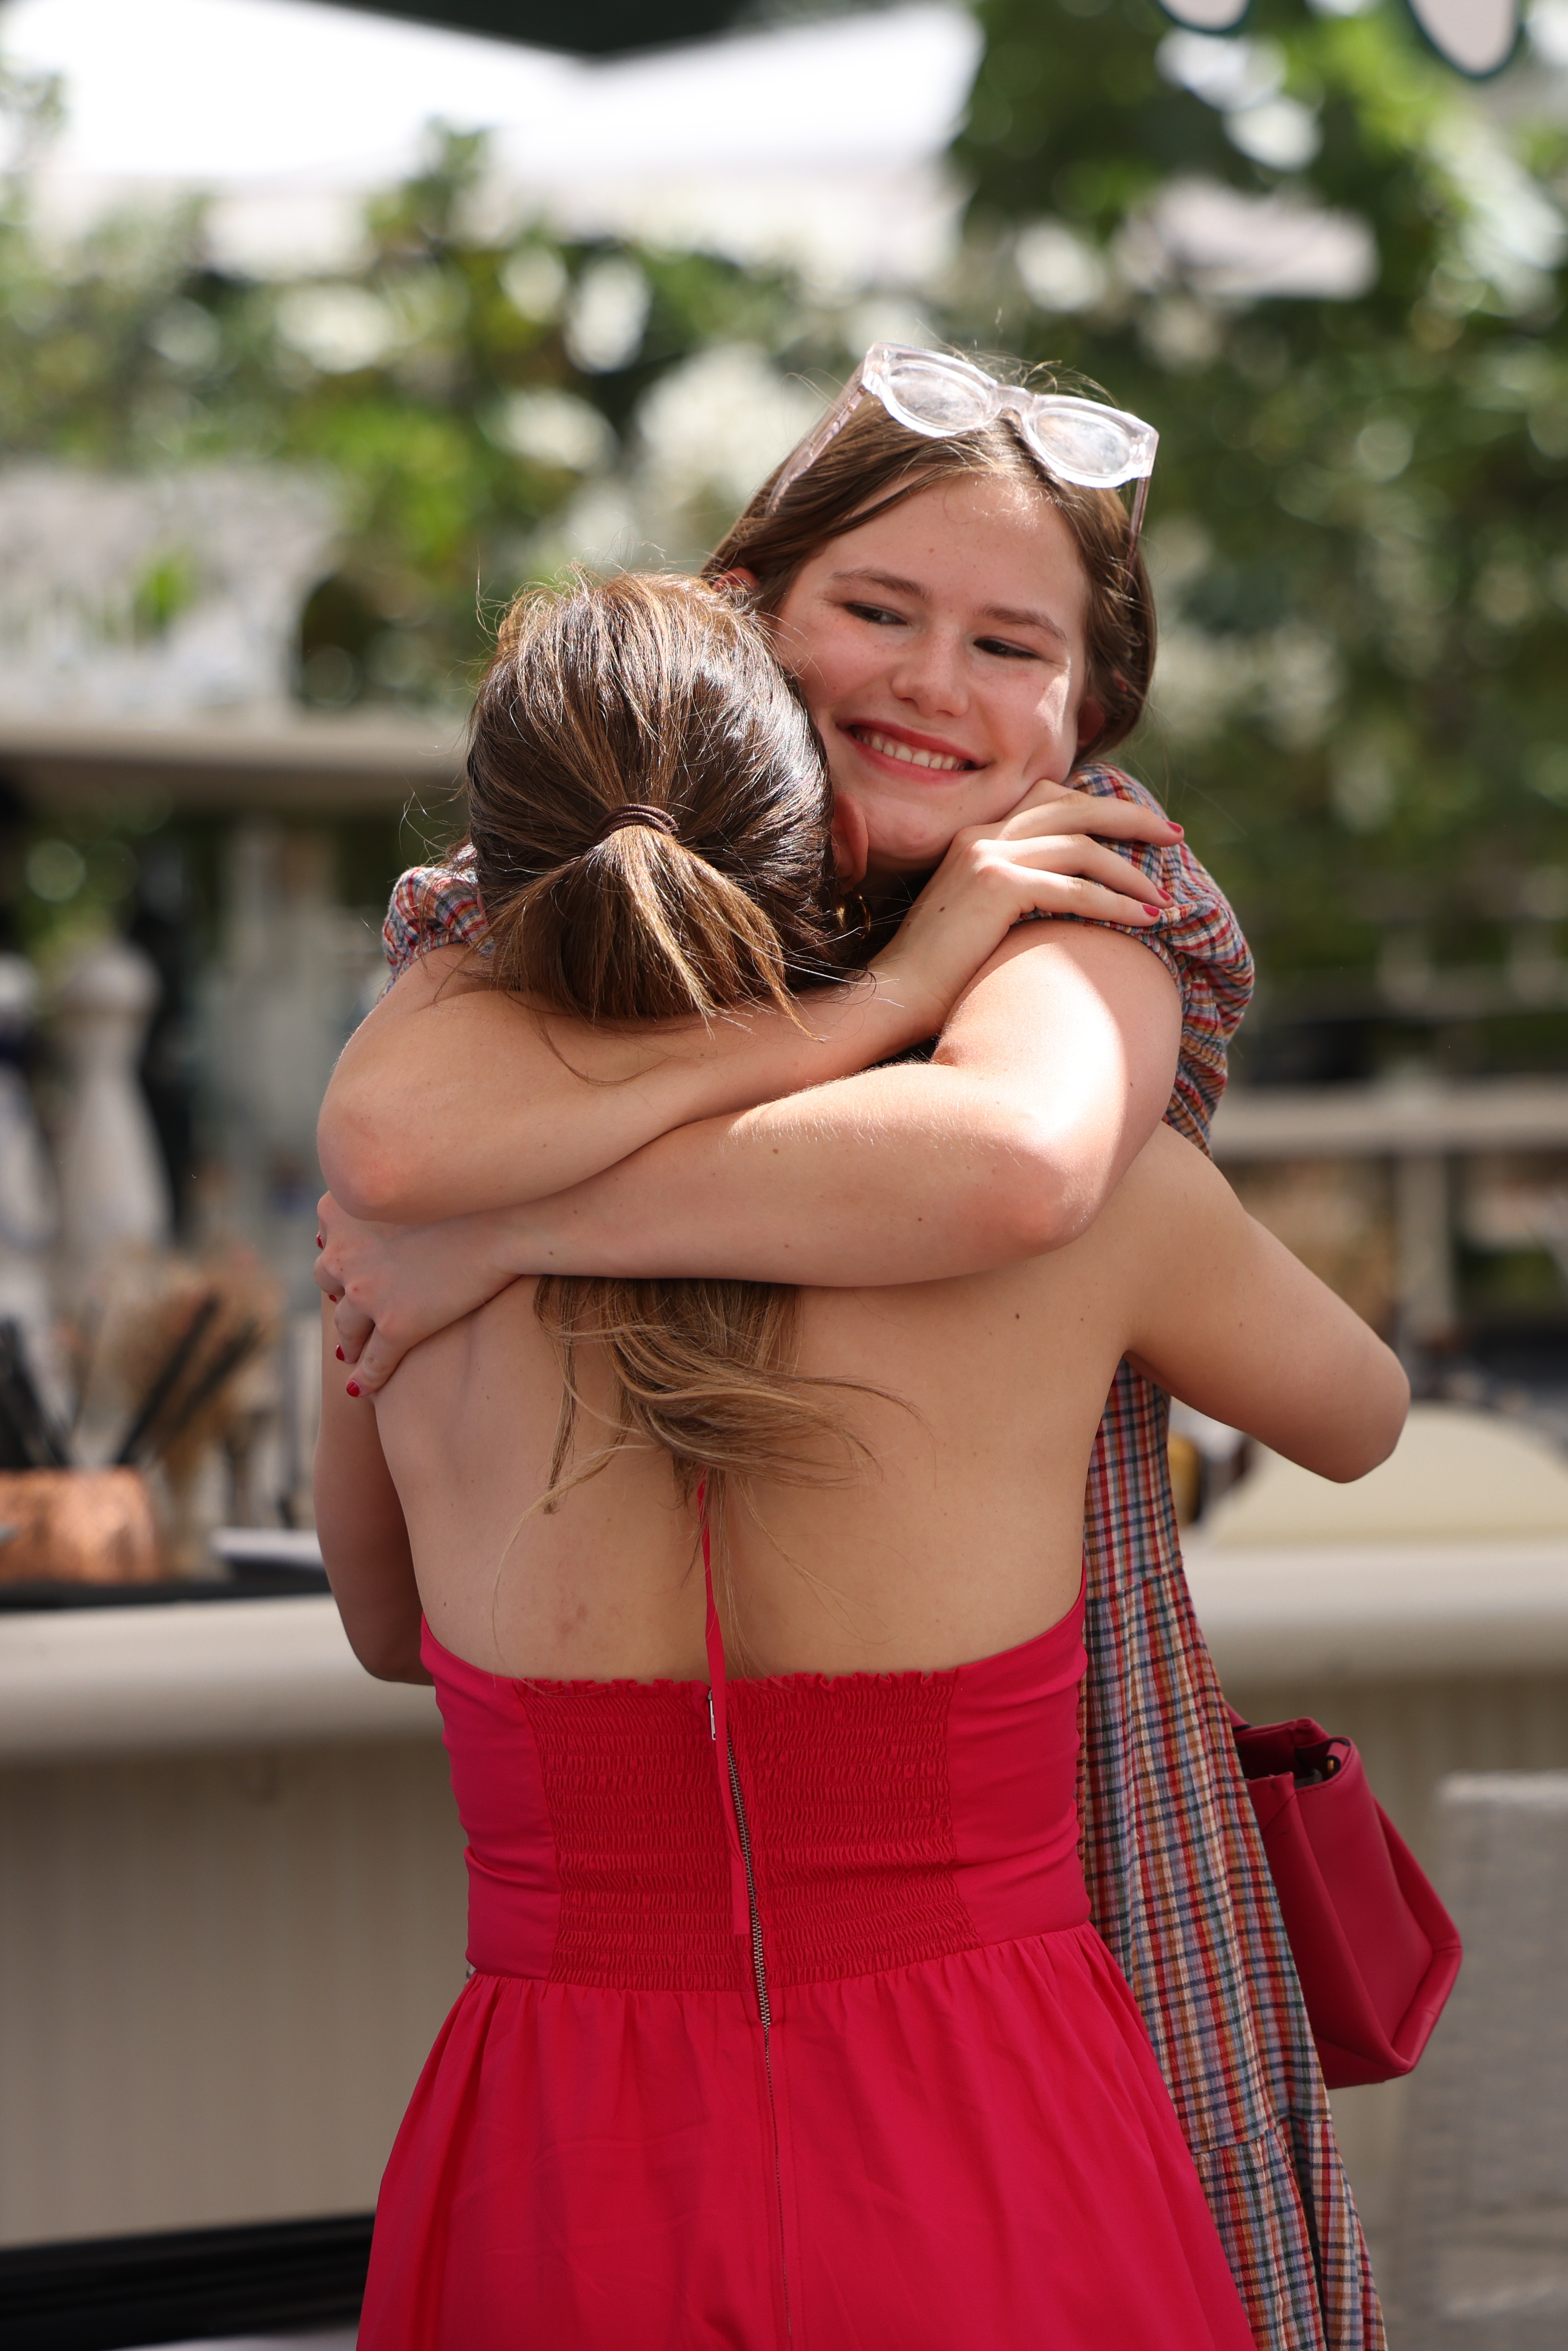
top-left (974, 1110), bottom-right (1097, 1264)
top-left (340, 1608), bottom-right (431, 1685)
top-left (318, 1095), bottom-right (417, 1224)
top-left (359, 1644), bottom-right (434, 1687)
top-left (1315, 1353), bottom-right (1411, 1484)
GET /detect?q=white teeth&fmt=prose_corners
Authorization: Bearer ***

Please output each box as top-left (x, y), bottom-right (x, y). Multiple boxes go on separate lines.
top-left (859, 729), bottom-right (968, 774)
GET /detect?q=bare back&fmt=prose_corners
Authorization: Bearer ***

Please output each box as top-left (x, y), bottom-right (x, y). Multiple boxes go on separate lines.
top-left (371, 1123), bottom-right (1405, 1682)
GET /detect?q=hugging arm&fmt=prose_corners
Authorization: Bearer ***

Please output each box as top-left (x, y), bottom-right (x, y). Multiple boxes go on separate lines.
top-left (489, 920), bottom-right (1181, 1279)
top-left (321, 946), bottom-right (953, 1228)
top-left (1121, 1130), bottom-right (1409, 1481)
top-left (320, 789), bottom-right (1175, 1228)
top-left (311, 1301), bottom-right (431, 1683)
top-left (323, 922), bottom-right (1181, 1387)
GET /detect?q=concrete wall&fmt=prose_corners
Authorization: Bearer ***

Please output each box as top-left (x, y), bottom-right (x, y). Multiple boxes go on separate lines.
top-left (0, 1736), bottom-right (466, 2246)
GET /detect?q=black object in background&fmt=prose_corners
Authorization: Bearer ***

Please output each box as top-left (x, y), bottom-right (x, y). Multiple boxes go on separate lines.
top-left (0, 1564), bottom-right (329, 1608)
top-left (128, 840), bottom-right (200, 1238)
top-left (0, 2213), bottom-right (372, 2351)
top-left (329, 0), bottom-right (741, 53)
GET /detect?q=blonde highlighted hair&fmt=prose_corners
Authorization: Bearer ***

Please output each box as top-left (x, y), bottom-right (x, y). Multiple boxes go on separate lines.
top-left (464, 570), bottom-right (874, 1530)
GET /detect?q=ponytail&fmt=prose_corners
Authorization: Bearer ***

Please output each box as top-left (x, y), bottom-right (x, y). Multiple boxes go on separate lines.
top-left (485, 821), bottom-right (797, 1027)
top-left (464, 571), bottom-right (877, 1552)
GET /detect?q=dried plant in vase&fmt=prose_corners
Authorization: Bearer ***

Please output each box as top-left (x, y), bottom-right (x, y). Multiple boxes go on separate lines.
top-left (89, 1246), bottom-right (283, 1579)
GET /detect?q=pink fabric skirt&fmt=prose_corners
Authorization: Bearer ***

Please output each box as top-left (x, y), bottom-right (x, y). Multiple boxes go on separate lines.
top-left (359, 1599), bottom-right (1257, 2349)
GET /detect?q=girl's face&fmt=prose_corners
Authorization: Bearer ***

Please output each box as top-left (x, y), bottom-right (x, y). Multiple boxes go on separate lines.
top-left (770, 475), bottom-right (1103, 891)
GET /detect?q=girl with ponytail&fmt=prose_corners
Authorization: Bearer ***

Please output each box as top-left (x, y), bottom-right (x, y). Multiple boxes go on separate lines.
top-left (466, 570), bottom-right (876, 1543)
top-left (315, 558), bottom-right (1406, 2350)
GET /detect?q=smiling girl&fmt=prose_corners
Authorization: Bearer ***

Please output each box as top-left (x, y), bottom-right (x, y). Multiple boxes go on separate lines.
top-left (315, 351), bottom-right (1381, 2351)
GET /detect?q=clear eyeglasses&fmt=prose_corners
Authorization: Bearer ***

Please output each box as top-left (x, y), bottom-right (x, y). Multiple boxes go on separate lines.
top-left (765, 344), bottom-right (1159, 546)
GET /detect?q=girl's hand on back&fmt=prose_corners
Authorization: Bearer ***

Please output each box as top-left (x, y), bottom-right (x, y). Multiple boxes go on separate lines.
top-left (317, 1192), bottom-right (523, 1391)
top-left (870, 788), bottom-right (1182, 1040)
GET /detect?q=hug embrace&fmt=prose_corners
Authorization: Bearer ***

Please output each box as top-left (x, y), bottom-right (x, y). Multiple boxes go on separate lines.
top-left (312, 346), bottom-right (1409, 2349)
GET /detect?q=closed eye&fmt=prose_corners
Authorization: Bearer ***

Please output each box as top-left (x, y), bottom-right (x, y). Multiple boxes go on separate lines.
top-left (974, 634), bottom-right (1043, 662)
top-left (843, 599), bottom-right (910, 628)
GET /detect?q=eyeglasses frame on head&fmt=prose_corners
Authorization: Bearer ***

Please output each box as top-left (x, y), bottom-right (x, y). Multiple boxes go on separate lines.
top-left (764, 344), bottom-right (1157, 553)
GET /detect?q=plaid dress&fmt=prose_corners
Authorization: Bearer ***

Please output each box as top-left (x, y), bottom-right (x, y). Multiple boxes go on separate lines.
top-left (380, 762), bottom-right (1383, 2351)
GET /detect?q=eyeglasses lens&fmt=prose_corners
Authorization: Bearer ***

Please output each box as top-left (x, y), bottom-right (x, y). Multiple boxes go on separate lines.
top-left (880, 354), bottom-right (996, 437)
top-left (1024, 410), bottom-right (1142, 484)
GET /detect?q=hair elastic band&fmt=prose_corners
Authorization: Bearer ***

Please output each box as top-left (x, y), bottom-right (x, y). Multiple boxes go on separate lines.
top-left (592, 803), bottom-right (679, 845)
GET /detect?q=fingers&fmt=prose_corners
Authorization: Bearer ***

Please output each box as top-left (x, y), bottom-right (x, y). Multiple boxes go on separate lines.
top-left (1003, 862), bottom-right (1167, 928)
top-left (350, 1328), bottom-right (404, 1395)
top-left (998, 790), bottom-right (1181, 845)
top-left (1004, 836), bottom-right (1170, 908)
top-left (334, 1300), bottom-right (374, 1362)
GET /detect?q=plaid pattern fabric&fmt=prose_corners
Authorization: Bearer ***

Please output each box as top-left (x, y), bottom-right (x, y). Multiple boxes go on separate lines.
top-left (378, 767), bottom-right (1383, 2351)
top-left (383, 843), bottom-right (486, 974)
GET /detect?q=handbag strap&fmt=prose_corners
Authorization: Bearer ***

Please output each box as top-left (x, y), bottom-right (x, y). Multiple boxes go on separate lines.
top-left (697, 1477), bottom-right (752, 1938)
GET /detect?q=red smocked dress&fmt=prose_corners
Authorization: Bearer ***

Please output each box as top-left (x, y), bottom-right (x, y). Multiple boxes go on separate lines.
top-left (358, 1572), bottom-right (1258, 2350)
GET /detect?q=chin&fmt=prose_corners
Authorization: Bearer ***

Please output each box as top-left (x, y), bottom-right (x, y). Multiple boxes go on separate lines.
top-left (863, 839), bottom-right (949, 887)
top-left (858, 805), bottom-right (965, 877)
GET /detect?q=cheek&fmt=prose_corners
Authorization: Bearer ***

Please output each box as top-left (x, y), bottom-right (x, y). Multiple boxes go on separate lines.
top-left (798, 628), bottom-right (874, 711)
top-left (951, 773), bottom-right (1033, 828)
top-left (997, 674), bottom-right (1079, 772)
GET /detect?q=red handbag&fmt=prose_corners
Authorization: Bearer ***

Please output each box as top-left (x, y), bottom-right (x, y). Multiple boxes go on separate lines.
top-left (1229, 1713), bottom-right (1463, 2089)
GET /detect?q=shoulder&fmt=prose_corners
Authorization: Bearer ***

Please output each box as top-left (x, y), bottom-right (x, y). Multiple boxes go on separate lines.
top-left (382, 847), bottom-right (490, 982)
top-left (1072, 760), bottom-right (1230, 933)
top-left (1071, 760), bottom-right (1255, 1146)
top-left (1072, 1121), bottom-right (1237, 1295)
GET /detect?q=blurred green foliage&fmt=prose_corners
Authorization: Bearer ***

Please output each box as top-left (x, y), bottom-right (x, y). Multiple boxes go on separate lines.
top-left (8, 8), bottom-right (1568, 1035)
top-left (0, 79), bottom-right (845, 718)
top-left (951, 0), bottom-right (1568, 1029)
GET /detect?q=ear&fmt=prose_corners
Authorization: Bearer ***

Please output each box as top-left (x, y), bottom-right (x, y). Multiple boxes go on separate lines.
top-left (1075, 697), bottom-right (1106, 755)
top-left (712, 566), bottom-right (760, 597)
top-left (831, 790), bottom-right (870, 888)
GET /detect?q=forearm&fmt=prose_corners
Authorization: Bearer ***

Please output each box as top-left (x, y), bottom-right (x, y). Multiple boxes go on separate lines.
top-left (487, 923), bottom-right (1181, 1287)
top-left (312, 1307), bottom-right (432, 1682)
top-left (488, 1067), bottom-right (1074, 1285)
top-left (320, 956), bottom-right (939, 1225)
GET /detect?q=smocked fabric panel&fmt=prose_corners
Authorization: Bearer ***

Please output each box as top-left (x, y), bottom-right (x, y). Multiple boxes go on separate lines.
top-left (728, 1670), bottom-right (978, 1986)
top-left (517, 1682), bottom-right (740, 1992)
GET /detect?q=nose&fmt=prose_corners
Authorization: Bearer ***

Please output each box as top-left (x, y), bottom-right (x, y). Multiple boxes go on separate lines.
top-left (887, 626), bottom-right (968, 719)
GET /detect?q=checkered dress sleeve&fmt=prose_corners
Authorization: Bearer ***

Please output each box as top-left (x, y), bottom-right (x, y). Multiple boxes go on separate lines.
top-left (381, 846), bottom-right (488, 980)
top-left (1054, 759), bottom-right (1254, 1153)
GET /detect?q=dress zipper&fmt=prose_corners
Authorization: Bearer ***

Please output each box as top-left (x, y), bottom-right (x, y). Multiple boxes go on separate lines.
top-left (727, 1738), bottom-right (772, 2031)
top-left (698, 1482), bottom-right (792, 2341)
top-left (724, 1722), bottom-right (791, 2341)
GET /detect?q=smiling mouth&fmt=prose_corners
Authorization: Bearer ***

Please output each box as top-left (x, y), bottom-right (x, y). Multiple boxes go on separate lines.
top-left (847, 726), bottom-right (978, 775)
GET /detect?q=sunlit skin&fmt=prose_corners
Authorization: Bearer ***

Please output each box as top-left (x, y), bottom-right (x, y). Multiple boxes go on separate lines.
top-left (310, 461), bottom-right (1188, 1374)
top-left (766, 476), bottom-right (1106, 893)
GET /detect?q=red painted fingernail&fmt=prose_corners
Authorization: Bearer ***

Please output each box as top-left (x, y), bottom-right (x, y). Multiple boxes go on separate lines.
top-left (316, 1234), bottom-right (324, 1248)
top-left (1169, 823), bottom-right (1184, 835)
top-left (346, 1381), bottom-right (361, 1397)
top-left (335, 1346), bottom-right (345, 1361)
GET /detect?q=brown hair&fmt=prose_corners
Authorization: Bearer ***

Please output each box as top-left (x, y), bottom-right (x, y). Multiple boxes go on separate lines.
top-left (705, 369), bottom-right (1156, 757)
top-left (465, 570), bottom-right (876, 1543)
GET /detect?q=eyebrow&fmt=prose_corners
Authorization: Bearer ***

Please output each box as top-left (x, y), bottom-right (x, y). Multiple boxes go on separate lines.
top-left (827, 569), bottom-right (1070, 649)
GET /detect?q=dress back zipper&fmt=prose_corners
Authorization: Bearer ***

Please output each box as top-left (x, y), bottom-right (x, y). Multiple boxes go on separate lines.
top-left (697, 1481), bottom-right (792, 2338)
